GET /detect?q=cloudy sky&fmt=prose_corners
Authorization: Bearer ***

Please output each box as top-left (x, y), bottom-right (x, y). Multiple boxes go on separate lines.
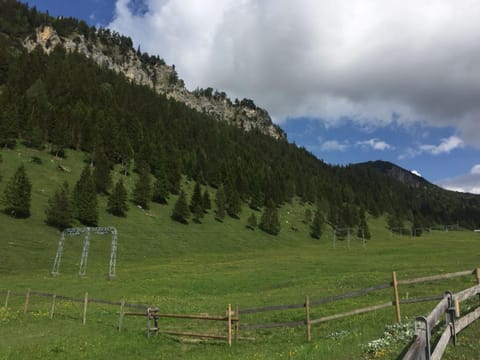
top-left (28, 0), bottom-right (480, 193)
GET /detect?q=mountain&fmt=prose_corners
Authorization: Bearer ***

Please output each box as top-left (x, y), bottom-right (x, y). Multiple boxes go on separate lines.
top-left (1, 0), bottom-right (480, 231)
top-left (354, 161), bottom-right (433, 189)
top-left (22, 23), bottom-right (284, 140)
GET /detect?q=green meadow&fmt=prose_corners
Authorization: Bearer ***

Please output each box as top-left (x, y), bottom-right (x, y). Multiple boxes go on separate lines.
top-left (1, 146), bottom-right (480, 359)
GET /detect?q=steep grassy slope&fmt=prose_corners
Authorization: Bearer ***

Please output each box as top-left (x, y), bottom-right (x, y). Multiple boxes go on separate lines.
top-left (1, 146), bottom-right (480, 359)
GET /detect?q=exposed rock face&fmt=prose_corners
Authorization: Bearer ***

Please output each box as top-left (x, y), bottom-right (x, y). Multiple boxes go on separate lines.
top-left (23, 26), bottom-right (285, 140)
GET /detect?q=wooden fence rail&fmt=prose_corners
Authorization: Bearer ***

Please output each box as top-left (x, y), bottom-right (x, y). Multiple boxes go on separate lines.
top-left (403, 284), bottom-right (480, 360)
top-left (2, 267), bottom-right (479, 348)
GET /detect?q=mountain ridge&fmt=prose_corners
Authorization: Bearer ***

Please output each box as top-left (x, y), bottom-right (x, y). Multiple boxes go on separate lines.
top-left (353, 160), bottom-right (434, 190)
top-left (23, 24), bottom-right (285, 140)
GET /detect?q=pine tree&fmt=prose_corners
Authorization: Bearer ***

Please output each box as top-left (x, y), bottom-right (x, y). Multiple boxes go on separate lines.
top-left (357, 208), bottom-right (371, 239)
top-left (247, 212), bottom-right (257, 230)
top-left (249, 183), bottom-right (263, 210)
top-left (107, 179), bottom-right (128, 216)
top-left (226, 187), bottom-right (242, 218)
top-left (259, 200), bottom-right (280, 235)
top-left (190, 181), bottom-right (203, 212)
top-left (310, 207), bottom-right (324, 239)
top-left (171, 190), bottom-right (190, 224)
top-left (192, 204), bottom-right (204, 223)
top-left (2, 164), bottom-right (32, 218)
top-left (73, 165), bottom-right (98, 226)
top-left (202, 189), bottom-right (211, 212)
top-left (152, 172), bottom-right (169, 204)
top-left (215, 184), bottom-right (226, 221)
top-left (45, 181), bottom-right (74, 230)
top-left (132, 163), bottom-right (151, 209)
top-left (93, 147), bottom-right (112, 194)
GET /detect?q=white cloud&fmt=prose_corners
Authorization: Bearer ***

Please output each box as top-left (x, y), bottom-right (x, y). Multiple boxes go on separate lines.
top-left (109, 0), bottom-right (480, 147)
top-left (471, 164), bottom-right (480, 174)
top-left (356, 138), bottom-right (392, 151)
top-left (320, 140), bottom-right (350, 152)
top-left (411, 170), bottom-right (422, 177)
top-left (419, 136), bottom-right (464, 155)
top-left (437, 167), bottom-right (480, 194)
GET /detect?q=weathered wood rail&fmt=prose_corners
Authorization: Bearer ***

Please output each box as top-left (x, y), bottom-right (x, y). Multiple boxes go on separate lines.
top-left (119, 304), bottom-right (240, 345)
top-left (238, 268), bottom-right (480, 343)
top-left (402, 283), bottom-right (480, 360)
top-left (2, 267), bottom-right (479, 349)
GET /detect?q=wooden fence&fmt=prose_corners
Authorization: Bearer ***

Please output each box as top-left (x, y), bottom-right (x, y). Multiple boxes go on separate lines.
top-left (403, 270), bottom-right (480, 359)
top-left (2, 267), bottom-right (480, 349)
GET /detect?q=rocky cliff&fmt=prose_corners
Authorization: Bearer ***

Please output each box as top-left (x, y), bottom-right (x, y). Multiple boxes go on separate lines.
top-left (23, 25), bottom-right (285, 140)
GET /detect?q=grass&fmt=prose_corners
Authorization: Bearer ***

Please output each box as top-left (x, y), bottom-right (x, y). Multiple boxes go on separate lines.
top-left (1, 146), bottom-right (480, 359)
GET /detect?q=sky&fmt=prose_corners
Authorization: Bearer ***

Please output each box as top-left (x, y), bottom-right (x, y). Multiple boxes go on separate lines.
top-left (26, 0), bottom-right (480, 194)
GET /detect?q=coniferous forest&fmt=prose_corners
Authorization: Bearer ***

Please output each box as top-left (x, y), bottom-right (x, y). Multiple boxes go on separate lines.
top-left (1, 0), bottom-right (480, 232)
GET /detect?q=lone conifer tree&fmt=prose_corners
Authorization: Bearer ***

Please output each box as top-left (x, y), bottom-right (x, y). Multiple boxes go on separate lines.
top-left (93, 147), bottom-right (112, 194)
top-left (2, 164), bottom-right (31, 218)
top-left (45, 181), bottom-right (74, 230)
top-left (107, 179), bottom-right (129, 217)
top-left (152, 172), bottom-right (169, 204)
top-left (132, 163), bottom-right (151, 209)
top-left (310, 207), bottom-right (324, 239)
top-left (171, 190), bottom-right (190, 224)
top-left (190, 181), bottom-right (203, 212)
top-left (259, 200), bottom-right (280, 235)
top-left (202, 189), bottom-right (211, 212)
top-left (226, 186), bottom-right (242, 218)
top-left (73, 165), bottom-right (98, 226)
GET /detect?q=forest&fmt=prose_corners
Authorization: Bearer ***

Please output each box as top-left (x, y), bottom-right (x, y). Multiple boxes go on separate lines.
top-left (1, 0), bottom-right (480, 233)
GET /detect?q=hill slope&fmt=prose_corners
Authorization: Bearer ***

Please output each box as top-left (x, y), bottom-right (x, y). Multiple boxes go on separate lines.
top-left (1, 0), bottom-right (480, 230)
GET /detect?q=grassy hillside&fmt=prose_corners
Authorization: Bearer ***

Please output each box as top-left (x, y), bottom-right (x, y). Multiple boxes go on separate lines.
top-left (1, 146), bottom-right (480, 359)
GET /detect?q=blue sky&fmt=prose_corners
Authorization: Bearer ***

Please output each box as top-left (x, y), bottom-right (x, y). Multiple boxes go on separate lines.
top-left (26, 0), bottom-right (115, 26)
top-left (25, 0), bottom-right (480, 193)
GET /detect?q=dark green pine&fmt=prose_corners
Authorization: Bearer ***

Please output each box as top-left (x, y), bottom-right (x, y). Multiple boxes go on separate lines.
top-left (171, 189), bottom-right (190, 224)
top-left (132, 163), bottom-right (151, 209)
top-left (202, 189), bottom-right (211, 212)
top-left (93, 147), bottom-right (112, 194)
top-left (45, 181), bottom-right (74, 230)
top-left (310, 207), bottom-right (324, 239)
top-left (190, 181), bottom-right (203, 212)
top-left (259, 200), bottom-right (280, 235)
top-left (107, 178), bottom-right (129, 217)
top-left (73, 165), bottom-right (98, 226)
top-left (2, 164), bottom-right (32, 218)
top-left (152, 172), bottom-right (169, 204)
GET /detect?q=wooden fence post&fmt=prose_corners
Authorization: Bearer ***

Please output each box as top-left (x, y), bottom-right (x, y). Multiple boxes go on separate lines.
top-left (24, 288), bottom-right (31, 315)
top-left (118, 299), bottom-right (125, 332)
top-left (234, 304), bottom-right (239, 342)
top-left (82, 292), bottom-right (88, 325)
top-left (305, 295), bottom-right (311, 342)
top-left (227, 304), bottom-right (232, 347)
top-left (475, 268), bottom-right (480, 284)
top-left (392, 272), bottom-right (401, 323)
top-left (50, 293), bottom-right (56, 320)
top-left (4, 290), bottom-right (10, 311)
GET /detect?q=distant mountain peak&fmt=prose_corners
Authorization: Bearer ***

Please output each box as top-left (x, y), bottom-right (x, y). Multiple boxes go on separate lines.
top-left (356, 160), bottom-right (432, 189)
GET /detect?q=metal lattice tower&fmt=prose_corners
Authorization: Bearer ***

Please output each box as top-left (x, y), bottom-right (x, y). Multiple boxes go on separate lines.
top-left (51, 226), bottom-right (118, 279)
top-left (79, 228), bottom-right (91, 276)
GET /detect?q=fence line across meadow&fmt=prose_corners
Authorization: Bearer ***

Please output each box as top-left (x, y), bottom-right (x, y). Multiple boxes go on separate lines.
top-left (2, 267), bottom-right (480, 347)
